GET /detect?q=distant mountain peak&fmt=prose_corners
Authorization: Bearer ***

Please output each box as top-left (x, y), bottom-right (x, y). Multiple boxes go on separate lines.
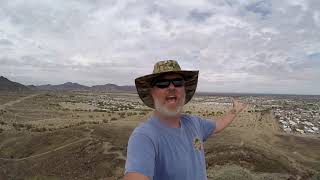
top-left (0, 76), bottom-right (8, 80)
top-left (0, 76), bottom-right (29, 91)
top-left (0, 76), bottom-right (136, 92)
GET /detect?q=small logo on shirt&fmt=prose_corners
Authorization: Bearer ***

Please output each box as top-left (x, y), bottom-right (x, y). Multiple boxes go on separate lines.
top-left (193, 137), bottom-right (203, 151)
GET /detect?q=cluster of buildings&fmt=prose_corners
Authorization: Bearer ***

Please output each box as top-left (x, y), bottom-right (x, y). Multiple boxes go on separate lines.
top-left (196, 94), bottom-right (320, 135)
top-left (87, 95), bottom-right (146, 112)
top-left (245, 95), bottom-right (320, 135)
top-left (274, 108), bottom-right (319, 134)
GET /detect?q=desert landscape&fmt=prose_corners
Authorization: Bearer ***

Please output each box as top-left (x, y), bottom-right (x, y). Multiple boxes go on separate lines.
top-left (0, 89), bottom-right (319, 180)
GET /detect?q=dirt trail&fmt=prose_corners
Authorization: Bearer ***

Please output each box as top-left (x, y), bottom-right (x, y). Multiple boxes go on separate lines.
top-left (0, 125), bottom-right (95, 162)
top-left (0, 137), bottom-right (90, 161)
top-left (0, 94), bottom-right (40, 110)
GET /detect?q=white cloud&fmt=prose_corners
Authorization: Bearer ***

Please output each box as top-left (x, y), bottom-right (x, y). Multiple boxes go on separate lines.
top-left (0, 0), bottom-right (319, 94)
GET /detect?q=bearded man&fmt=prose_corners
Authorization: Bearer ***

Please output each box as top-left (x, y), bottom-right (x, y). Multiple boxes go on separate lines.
top-left (124, 60), bottom-right (246, 180)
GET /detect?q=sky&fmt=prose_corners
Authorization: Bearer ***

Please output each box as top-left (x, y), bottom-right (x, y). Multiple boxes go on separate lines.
top-left (0, 0), bottom-right (319, 95)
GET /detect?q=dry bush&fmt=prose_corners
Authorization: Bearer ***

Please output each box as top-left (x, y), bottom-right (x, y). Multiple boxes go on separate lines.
top-left (31, 127), bottom-right (47, 132)
top-left (209, 165), bottom-right (253, 180)
top-left (185, 111), bottom-right (192, 114)
top-left (0, 120), bottom-right (6, 125)
top-left (118, 112), bottom-right (125, 116)
top-left (139, 112), bottom-right (147, 115)
top-left (12, 123), bottom-right (25, 129)
top-left (111, 117), bottom-right (117, 121)
top-left (311, 172), bottom-right (320, 180)
top-left (25, 124), bottom-right (33, 130)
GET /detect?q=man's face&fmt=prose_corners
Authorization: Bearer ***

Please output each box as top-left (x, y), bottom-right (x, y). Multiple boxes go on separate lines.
top-left (151, 73), bottom-right (186, 117)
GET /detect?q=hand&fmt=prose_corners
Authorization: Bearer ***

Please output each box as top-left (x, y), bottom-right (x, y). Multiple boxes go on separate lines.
top-left (232, 99), bottom-right (247, 114)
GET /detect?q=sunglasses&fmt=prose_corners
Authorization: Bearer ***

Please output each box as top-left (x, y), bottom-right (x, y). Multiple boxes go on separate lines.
top-left (151, 78), bottom-right (185, 89)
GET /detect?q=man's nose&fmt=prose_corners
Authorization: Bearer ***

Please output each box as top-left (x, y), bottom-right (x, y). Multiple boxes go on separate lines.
top-left (168, 82), bottom-right (175, 89)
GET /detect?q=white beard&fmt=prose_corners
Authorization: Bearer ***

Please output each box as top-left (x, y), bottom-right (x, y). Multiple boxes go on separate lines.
top-left (154, 95), bottom-right (185, 117)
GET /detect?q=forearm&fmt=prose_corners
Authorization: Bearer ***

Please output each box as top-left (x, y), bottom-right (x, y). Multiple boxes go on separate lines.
top-left (214, 108), bottom-right (238, 134)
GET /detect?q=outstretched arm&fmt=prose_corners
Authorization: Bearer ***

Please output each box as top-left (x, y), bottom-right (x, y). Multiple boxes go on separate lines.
top-left (213, 100), bottom-right (246, 134)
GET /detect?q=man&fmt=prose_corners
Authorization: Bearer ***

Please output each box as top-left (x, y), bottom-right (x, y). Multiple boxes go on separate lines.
top-left (124, 60), bottom-right (246, 180)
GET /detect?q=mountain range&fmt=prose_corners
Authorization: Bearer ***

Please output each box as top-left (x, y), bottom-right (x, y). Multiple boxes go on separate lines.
top-left (0, 76), bottom-right (136, 92)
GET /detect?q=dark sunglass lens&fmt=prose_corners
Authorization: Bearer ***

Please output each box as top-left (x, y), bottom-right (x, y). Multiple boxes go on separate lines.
top-left (172, 79), bottom-right (184, 87)
top-left (154, 81), bottom-right (170, 88)
top-left (153, 78), bottom-right (184, 88)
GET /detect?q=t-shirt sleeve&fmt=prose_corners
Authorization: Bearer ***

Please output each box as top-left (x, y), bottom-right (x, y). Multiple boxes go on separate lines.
top-left (197, 117), bottom-right (216, 141)
top-left (125, 132), bottom-right (155, 178)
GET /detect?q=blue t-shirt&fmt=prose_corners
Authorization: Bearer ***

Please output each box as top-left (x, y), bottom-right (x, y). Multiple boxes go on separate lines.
top-left (125, 114), bottom-right (216, 180)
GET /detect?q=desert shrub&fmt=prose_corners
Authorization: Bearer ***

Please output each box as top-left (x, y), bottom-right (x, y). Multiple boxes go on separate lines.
top-left (103, 119), bottom-right (109, 123)
top-left (93, 109), bottom-right (107, 112)
top-left (32, 127), bottom-right (47, 132)
top-left (118, 112), bottom-right (126, 118)
top-left (25, 124), bottom-right (33, 129)
top-left (310, 172), bottom-right (320, 180)
top-left (139, 112), bottom-right (147, 115)
top-left (0, 120), bottom-right (6, 125)
top-left (127, 112), bottom-right (133, 116)
top-left (216, 111), bottom-right (223, 116)
top-left (118, 112), bottom-right (126, 116)
top-left (111, 117), bottom-right (117, 121)
top-left (0, 128), bottom-right (3, 133)
top-left (88, 115), bottom-right (94, 118)
top-left (212, 165), bottom-right (253, 180)
top-left (13, 123), bottom-right (25, 129)
top-left (132, 112), bottom-right (137, 115)
top-left (185, 111), bottom-right (192, 114)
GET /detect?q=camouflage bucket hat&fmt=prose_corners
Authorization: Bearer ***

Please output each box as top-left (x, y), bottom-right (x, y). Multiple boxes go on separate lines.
top-left (135, 60), bottom-right (199, 108)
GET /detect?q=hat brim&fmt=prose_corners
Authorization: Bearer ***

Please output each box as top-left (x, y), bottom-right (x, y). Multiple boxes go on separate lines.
top-left (135, 70), bottom-right (199, 108)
